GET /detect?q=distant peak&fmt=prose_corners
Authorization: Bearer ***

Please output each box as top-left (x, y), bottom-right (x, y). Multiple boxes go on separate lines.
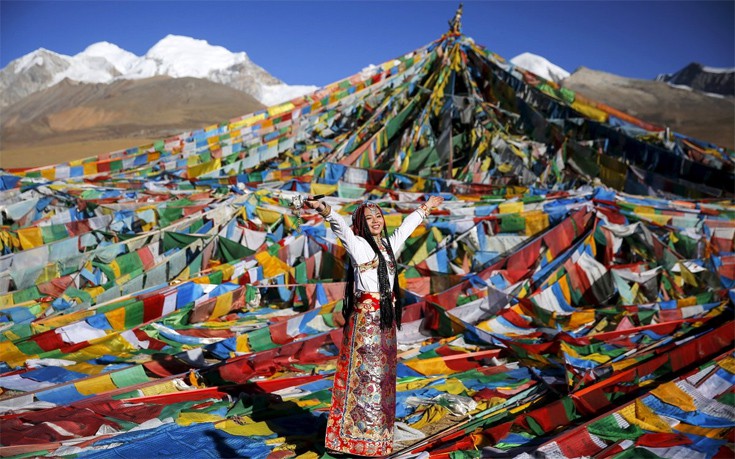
top-left (12, 47), bottom-right (67, 73)
top-left (81, 41), bottom-right (129, 56)
top-left (145, 35), bottom-right (249, 78)
top-left (510, 52), bottom-right (570, 83)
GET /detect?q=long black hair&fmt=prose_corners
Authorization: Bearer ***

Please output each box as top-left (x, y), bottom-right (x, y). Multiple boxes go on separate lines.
top-left (343, 203), bottom-right (402, 330)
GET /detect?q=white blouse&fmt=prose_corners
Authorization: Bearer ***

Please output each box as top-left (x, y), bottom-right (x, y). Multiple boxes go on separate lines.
top-left (325, 207), bottom-right (427, 293)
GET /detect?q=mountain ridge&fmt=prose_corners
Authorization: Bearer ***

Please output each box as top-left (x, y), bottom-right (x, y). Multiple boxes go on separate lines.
top-left (0, 34), bottom-right (318, 109)
top-left (1, 36), bottom-right (732, 169)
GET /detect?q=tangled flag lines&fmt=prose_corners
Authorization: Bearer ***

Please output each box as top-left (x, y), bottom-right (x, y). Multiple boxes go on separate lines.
top-left (0, 20), bottom-right (733, 459)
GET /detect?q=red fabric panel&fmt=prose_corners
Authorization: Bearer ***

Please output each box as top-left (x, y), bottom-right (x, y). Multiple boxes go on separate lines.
top-left (636, 432), bottom-right (692, 448)
top-left (544, 218), bottom-right (575, 257)
top-left (11, 407), bottom-right (120, 442)
top-left (501, 308), bottom-right (533, 328)
top-left (718, 263), bottom-right (735, 279)
top-left (37, 276), bottom-right (75, 297)
top-left (253, 375), bottom-right (322, 393)
top-left (142, 294), bottom-right (164, 323)
top-left (305, 253), bottom-right (317, 280)
top-left (713, 236), bottom-right (734, 253)
top-left (572, 389), bottom-right (611, 416)
top-left (133, 328), bottom-right (167, 350)
top-left (443, 358), bottom-right (480, 372)
top-left (425, 284), bottom-right (463, 310)
top-left (596, 206), bottom-right (626, 225)
top-left (558, 429), bottom-right (606, 457)
top-left (249, 349), bottom-right (279, 375)
top-left (182, 204), bottom-right (208, 217)
top-left (215, 358), bottom-right (254, 384)
top-left (367, 169), bottom-right (387, 185)
top-left (86, 400), bottom-right (164, 424)
top-left (143, 355), bottom-right (192, 377)
top-left (188, 297), bottom-right (216, 323)
top-left (503, 269), bottom-right (532, 284)
top-left (507, 239), bottom-right (542, 272)
top-left (400, 302), bottom-right (424, 323)
top-left (136, 246), bottom-right (155, 270)
top-left (527, 399), bottom-right (571, 433)
top-left (30, 330), bottom-right (66, 352)
top-left (176, 328), bottom-right (234, 338)
top-left (322, 282), bottom-right (347, 302)
top-left (269, 321), bottom-right (294, 345)
top-left (1, 418), bottom-right (71, 444)
top-left (669, 322), bottom-right (733, 371)
top-left (66, 220), bottom-right (92, 237)
top-left (97, 161), bottom-right (111, 173)
top-left (300, 333), bottom-right (336, 362)
top-left (429, 435), bottom-right (476, 454)
top-left (481, 420), bottom-right (514, 444)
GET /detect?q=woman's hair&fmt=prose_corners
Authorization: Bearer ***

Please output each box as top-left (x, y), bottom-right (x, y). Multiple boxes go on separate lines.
top-left (343, 202), bottom-right (402, 330)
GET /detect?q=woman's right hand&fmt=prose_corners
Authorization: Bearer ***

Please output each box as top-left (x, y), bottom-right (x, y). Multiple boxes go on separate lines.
top-left (303, 196), bottom-right (325, 213)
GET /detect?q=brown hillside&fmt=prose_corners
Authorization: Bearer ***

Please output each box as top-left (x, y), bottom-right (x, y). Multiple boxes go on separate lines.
top-left (0, 76), bottom-right (265, 168)
top-left (562, 67), bottom-right (735, 149)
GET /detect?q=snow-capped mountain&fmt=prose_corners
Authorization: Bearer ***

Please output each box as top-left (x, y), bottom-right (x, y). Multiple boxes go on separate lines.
top-left (0, 35), bottom-right (318, 109)
top-left (509, 52), bottom-right (571, 84)
top-left (656, 62), bottom-right (734, 97)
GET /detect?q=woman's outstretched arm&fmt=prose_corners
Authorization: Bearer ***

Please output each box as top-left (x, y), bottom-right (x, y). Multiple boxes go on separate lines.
top-left (303, 197), bottom-right (371, 263)
top-left (388, 195), bottom-right (444, 251)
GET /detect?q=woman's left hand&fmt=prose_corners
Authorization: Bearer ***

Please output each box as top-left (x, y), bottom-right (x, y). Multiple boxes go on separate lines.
top-left (425, 195), bottom-right (444, 212)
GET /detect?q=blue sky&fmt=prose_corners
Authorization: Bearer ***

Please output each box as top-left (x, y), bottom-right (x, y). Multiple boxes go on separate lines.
top-left (1, 1), bottom-right (733, 87)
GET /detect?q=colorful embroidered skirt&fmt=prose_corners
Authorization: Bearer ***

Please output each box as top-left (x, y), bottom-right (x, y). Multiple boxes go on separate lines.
top-left (325, 292), bottom-right (397, 456)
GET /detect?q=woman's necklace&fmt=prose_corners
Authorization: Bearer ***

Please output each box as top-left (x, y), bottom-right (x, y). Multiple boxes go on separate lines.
top-left (373, 236), bottom-right (385, 251)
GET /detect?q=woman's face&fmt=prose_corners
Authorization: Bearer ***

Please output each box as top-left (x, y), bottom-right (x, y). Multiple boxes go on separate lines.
top-left (364, 205), bottom-right (385, 236)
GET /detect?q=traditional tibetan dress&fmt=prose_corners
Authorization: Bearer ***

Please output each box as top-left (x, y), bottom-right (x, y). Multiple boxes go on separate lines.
top-left (324, 207), bottom-right (426, 457)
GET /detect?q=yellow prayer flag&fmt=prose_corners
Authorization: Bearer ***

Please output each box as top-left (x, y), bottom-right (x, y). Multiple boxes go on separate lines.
top-left (396, 378), bottom-right (434, 392)
top-left (679, 262), bottom-right (699, 287)
top-left (404, 357), bottom-right (455, 376)
top-left (719, 357), bottom-right (735, 375)
top-left (651, 382), bottom-right (697, 411)
top-left (0, 341), bottom-right (36, 368)
top-left (83, 162), bottom-right (98, 176)
top-left (110, 261), bottom-right (122, 279)
top-left (65, 362), bottom-right (105, 376)
top-left (177, 411), bottom-right (224, 426)
top-left (570, 101), bottom-right (608, 122)
top-left (255, 207), bottom-right (282, 225)
top-left (498, 201), bottom-right (523, 214)
top-left (675, 422), bottom-right (730, 439)
top-left (41, 168), bottom-right (56, 181)
top-left (210, 291), bottom-right (233, 320)
top-left (104, 307), bottom-right (127, 331)
top-left (215, 263), bottom-right (235, 282)
top-left (17, 227), bottom-right (44, 250)
top-left (410, 405), bottom-right (450, 429)
top-left (383, 214), bottom-right (404, 229)
top-left (524, 211), bottom-right (549, 236)
top-left (310, 183), bottom-right (338, 197)
top-left (567, 310), bottom-right (595, 330)
top-left (267, 102), bottom-right (294, 117)
top-left (430, 378), bottom-right (467, 395)
top-left (254, 251), bottom-right (293, 278)
top-left (216, 418), bottom-right (275, 437)
top-left (74, 374), bottom-right (117, 395)
top-left (620, 399), bottom-right (673, 433)
top-left (187, 158), bottom-right (222, 179)
top-left (140, 380), bottom-right (182, 396)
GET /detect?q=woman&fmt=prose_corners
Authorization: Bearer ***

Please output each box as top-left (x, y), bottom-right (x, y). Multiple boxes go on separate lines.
top-left (303, 195), bottom-right (444, 457)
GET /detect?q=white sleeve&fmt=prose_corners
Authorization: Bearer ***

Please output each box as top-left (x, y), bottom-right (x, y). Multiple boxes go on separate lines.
top-left (388, 208), bottom-right (426, 252)
top-left (324, 209), bottom-right (374, 264)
